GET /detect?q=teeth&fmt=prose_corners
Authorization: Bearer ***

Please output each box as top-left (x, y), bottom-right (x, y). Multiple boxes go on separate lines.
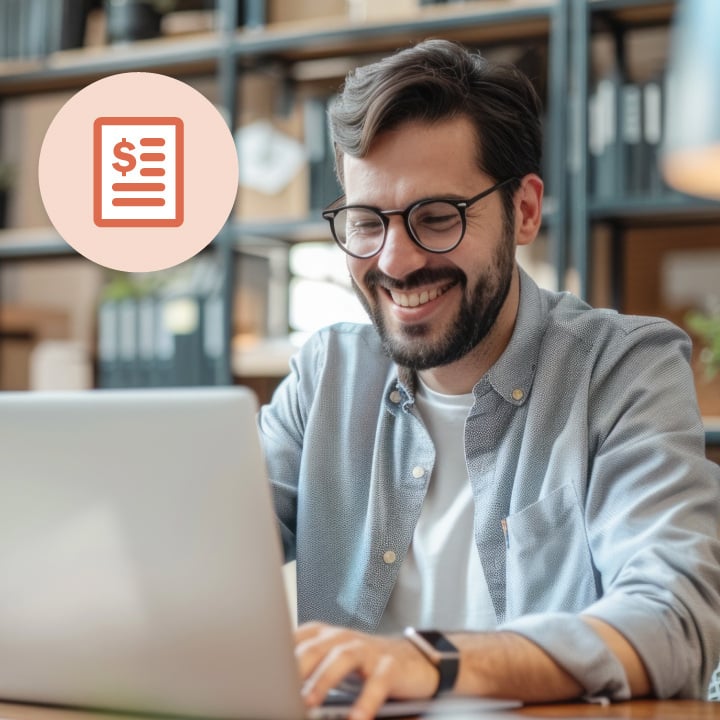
top-left (390, 284), bottom-right (449, 308)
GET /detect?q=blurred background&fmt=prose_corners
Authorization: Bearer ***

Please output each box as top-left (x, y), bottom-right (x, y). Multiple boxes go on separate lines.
top-left (0, 0), bottom-right (718, 460)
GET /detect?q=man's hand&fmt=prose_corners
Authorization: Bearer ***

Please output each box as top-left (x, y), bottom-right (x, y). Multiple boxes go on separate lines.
top-left (295, 621), bottom-right (439, 720)
top-left (295, 617), bottom-right (648, 719)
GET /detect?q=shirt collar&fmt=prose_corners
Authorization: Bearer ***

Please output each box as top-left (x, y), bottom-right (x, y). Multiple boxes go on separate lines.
top-left (485, 266), bottom-right (547, 406)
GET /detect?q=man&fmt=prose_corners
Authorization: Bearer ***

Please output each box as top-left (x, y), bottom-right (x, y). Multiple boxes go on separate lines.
top-left (257, 39), bottom-right (720, 719)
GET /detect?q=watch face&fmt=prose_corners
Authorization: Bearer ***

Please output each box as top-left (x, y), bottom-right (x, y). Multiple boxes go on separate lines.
top-left (419, 631), bottom-right (457, 653)
top-left (404, 628), bottom-right (460, 696)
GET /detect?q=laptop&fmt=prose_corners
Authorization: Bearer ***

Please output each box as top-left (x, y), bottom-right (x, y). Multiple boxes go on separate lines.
top-left (0, 387), bottom-right (520, 719)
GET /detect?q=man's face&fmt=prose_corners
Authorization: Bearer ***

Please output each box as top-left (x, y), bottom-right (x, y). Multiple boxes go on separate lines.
top-left (343, 117), bottom-right (516, 371)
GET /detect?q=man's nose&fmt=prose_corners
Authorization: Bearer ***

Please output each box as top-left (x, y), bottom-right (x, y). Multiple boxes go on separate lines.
top-left (376, 216), bottom-right (427, 279)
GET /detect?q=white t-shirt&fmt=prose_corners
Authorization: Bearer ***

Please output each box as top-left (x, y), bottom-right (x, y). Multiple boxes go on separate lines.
top-left (376, 379), bottom-right (498, 633)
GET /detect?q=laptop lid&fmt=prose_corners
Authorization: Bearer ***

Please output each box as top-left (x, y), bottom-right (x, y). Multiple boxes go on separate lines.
top-left (0, 387), bottom-right (522, 720)
top-left (0, 387), bottom-right (307, 720)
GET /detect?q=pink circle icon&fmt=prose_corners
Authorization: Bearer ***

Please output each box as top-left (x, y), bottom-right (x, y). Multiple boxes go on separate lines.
top-left (39, 72), bottom-right (238, 272)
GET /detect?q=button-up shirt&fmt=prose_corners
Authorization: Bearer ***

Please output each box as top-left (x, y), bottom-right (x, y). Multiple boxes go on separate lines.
top-left (258, 268), bottom-right (720, 699)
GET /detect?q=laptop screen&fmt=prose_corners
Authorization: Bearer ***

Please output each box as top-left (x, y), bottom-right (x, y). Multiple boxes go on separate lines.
top-left (0, 387), bottom-right (306, 720)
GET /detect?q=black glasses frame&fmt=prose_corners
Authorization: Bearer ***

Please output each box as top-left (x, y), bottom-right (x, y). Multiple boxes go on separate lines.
top-left (322, 177), bottom-right (517, 259)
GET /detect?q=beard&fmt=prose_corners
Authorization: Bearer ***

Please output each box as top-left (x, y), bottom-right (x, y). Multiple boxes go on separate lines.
top-left (351, 228), bottom-right (515, 371)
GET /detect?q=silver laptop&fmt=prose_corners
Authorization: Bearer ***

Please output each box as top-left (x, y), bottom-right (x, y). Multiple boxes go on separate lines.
top-left (0, 387), bottom-right (519, 720)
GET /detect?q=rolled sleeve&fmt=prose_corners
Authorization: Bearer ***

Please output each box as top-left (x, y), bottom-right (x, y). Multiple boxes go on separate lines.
top-left (500, 613), bottom-right (631, 700)
top-left (583, 321), bottom-right (720, 697)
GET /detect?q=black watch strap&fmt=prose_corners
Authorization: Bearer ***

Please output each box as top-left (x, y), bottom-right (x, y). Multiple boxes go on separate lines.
top-left (434, 653), bottom-right (459, 696)
top-left (403, 628), bottom-right (460, 697)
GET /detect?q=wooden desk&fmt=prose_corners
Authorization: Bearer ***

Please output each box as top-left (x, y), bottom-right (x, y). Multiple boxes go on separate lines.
top-left (516, 700), bottom-right (719, 718)
top-left (0, 700), bottom-right (717, 720)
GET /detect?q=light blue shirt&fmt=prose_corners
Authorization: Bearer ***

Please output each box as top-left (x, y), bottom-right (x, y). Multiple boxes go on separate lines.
top-left (258, 268), bottom-right (720, 700)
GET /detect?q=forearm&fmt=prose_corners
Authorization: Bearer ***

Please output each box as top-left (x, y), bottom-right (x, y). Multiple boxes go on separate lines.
top-left (449, 630), bottom-right (582, 702)
top-left (449, 617), bottom-right (649, 703)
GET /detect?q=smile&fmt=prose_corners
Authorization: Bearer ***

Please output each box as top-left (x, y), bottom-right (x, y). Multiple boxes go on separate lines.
top-left (388, 282), bottom-right (456, 308)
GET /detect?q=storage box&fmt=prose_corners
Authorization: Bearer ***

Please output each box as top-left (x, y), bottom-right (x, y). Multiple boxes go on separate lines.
top-left (268, 0), bottom-right (348, 24)
top-left (348, 0), bottom-right (419, 22)
top-left (0, 304), bottom-right (69, 390)
top-left (234, 71), bottom-right (309, 222)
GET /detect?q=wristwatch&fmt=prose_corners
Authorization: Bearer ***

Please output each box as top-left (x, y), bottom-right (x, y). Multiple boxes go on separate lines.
top-left (403, 627), bottom-right (460, 697)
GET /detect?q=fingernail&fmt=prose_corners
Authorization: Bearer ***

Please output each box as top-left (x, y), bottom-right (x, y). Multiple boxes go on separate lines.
top-left (349, 709), bottom-right (367, 720)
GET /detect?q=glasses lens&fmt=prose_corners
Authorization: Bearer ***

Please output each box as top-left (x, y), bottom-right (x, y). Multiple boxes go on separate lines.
top-left (409, 201), bottom-right (463, 251)
top-left (333, 207), bottom-right (385, 257)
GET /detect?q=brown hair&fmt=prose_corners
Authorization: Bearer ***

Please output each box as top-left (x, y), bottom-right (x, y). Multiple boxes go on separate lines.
top-left (328, 39), bottom-right (543, 218)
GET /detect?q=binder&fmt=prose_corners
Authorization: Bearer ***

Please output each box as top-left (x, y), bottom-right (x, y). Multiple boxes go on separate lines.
top-left (97, 298), bottom-right (120, 389)
top-left (304, 96), bottom-right (342, 213)
top-left (136, 295), bottom-right (156, 387)
top-left (620, 82), bottom-right (643, 196)
top-left (153, 295), bottom-right (176, 387)
top-left (642, 76), bottom-right (665, 198)
top-left (26, 0), bottom-right (46, 57)
top-left (6, 0), bottom-right (18, 59)
top-left (589, 74), bottom-right (620, 200)
top-left (118, 296), bottom-right (140, 387)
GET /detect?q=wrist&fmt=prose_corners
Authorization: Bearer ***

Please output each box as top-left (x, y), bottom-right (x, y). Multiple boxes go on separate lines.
top-left (403, 628), bottom-right (460, 697)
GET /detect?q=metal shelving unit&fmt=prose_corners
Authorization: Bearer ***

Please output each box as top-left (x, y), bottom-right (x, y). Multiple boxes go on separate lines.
top-left (0, 0), bottom-right (570, 371)
top-left (2, 0), bottom-right (715, 452)
top-left (576, 0), bottom-right (720, 453)
top-left (0, 0), bottom-right (568, 391)
top-left (588, 194), bottom-right (720, 222)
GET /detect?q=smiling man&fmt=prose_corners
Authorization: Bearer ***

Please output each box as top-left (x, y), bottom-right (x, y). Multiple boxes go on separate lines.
top-left (257, 40), bottom-right (720, 720)
top-left (336, 117), bottom-right (526, 392)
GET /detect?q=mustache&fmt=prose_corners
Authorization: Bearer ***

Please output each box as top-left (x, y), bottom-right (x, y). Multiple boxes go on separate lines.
top-left (363, 266), bottom-right (466, 292)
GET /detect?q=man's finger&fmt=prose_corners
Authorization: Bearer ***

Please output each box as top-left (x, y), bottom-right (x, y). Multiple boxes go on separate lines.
top-left (294, 621), bottom-right (326, 642)
top-left (302, 638), bottom-right (366, 707)
top-left (349, 654), bottom-right (396, 720)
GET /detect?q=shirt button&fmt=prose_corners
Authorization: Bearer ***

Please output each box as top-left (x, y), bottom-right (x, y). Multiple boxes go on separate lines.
top-left (389, 390), bottom-right (401, 404)
top-left (383, 550), bottom-right (397, 564)
top-left (412, 466), bottom-right (426, 479)
top-left (511, 388), bottom-right (525, 401)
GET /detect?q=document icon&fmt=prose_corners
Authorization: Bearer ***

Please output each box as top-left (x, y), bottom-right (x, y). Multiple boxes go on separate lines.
top-left (94, 117), bottom-right (184, 227)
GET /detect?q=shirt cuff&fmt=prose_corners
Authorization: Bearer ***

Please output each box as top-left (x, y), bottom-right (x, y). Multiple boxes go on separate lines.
top-left (499, 613), bottom-right (632, 701)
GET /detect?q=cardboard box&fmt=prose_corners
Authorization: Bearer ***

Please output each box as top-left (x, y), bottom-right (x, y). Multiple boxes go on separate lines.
top-left (0, 304), bottom-right (69, 390)
top-left (348, 0), bottom-right (419, 22)
top-left (0, 91), bottom-right (74, 228)
top-left (267, 0), bottom-right (348, 24)
top-left (0, 337), bottom-right (34, 390)
top-left (234, 71), bottom-right (309, 222)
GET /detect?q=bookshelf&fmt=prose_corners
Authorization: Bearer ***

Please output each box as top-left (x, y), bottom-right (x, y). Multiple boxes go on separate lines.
top-left (0, 0), bottom-right (567, 396)
top-left (573, 0), bottom-right (720, 455)
top-left (0, 0), bottom-right (716, 455)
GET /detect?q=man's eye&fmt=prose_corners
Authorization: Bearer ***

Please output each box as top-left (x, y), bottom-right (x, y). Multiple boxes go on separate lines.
top-left (412, 203), bottom-right (462, 233)
top-left (347, 217), bottom-right (383, 236)
top-left (414, 204), bottom-right (461, 233)
top-left (422, 214), bottom-right (458, 227)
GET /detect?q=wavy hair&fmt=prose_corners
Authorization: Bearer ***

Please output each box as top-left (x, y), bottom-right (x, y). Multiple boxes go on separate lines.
top-left (328, 39), bottom-right (543, 220)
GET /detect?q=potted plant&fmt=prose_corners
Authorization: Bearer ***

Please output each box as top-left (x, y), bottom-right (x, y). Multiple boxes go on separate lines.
top-left (686, 304), bottom-right (720, 381)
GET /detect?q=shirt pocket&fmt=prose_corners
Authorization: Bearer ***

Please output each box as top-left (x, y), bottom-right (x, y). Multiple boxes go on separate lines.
top-left (504, 483), bottom-right (599, 619)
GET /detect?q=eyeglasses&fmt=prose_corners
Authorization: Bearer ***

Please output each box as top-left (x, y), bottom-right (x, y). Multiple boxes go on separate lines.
top-left (322, 177), bottom-right (516, 259)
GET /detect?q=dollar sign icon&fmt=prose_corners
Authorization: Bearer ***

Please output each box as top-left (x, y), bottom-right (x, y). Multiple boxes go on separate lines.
top-left (112, 138), bottom-right (136, 176)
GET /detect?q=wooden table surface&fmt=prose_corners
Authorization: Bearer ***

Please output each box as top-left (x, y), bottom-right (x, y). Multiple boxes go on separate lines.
top-left (515, 700), bottom-right (719, 718)
top-left (0, 699), bottom-right (717, 720)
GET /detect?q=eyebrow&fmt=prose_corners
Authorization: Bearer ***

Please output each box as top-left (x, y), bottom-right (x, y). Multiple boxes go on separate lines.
top-left (344, 192), bottom-right (469, 209)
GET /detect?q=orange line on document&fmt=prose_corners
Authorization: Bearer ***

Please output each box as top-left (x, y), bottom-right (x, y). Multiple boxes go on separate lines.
top-left (140, 168), bottom-right (165, 176)
top-left (112, 183), bottom-right (165, 192)
top-left (140, 138), bottom-right (165, 146)
top-left (112, 198), bottom-right (166, 206)
top-left (140, 152), bottom-right (165, 162)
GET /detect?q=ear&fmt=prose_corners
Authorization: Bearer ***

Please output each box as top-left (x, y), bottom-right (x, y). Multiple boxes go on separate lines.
top-left (514, 174), bottom-right (544, 247)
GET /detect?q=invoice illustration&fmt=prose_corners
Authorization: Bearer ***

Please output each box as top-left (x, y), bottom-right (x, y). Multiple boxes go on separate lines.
top-left (94, 117), bottom-right (184, 227)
